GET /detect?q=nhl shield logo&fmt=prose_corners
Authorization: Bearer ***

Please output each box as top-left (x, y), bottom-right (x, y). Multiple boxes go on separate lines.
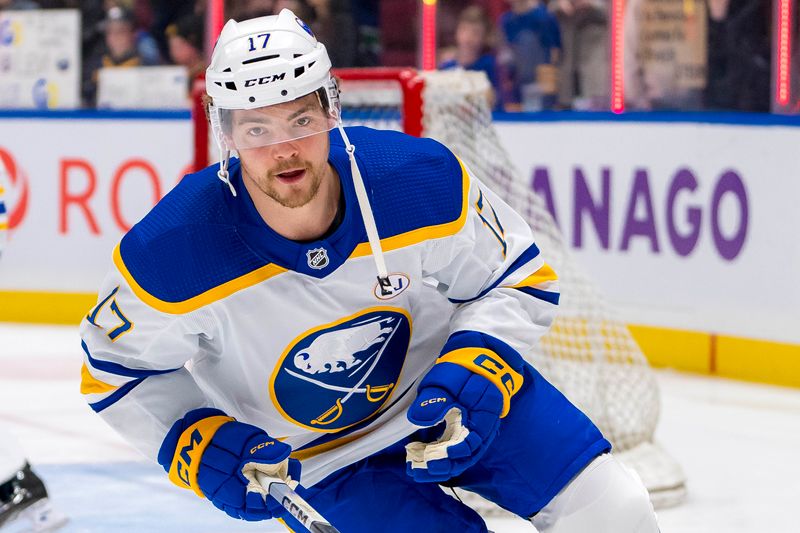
top-left (306, 247), bottom-right (329, 270)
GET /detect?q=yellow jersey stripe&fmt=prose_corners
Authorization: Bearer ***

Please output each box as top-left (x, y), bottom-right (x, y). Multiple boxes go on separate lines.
top-left (115, 157), bottom-right (470, 311)
top-left (506, 263), bottom-right (558, 289)
top-left (113, 245), bottom-right (288, 314)
top-left (290, 432), bottom-right (366, 461)
top-left (79, 362), bottom-right (119, 395)
top-left (350, 157), bottom-right (471, 259)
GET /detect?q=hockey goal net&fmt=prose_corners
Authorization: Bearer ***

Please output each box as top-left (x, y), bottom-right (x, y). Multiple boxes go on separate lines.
top-left (191, 67), bottom-right (686, 511)
top-left (335, 68), bottom-right (686, 512)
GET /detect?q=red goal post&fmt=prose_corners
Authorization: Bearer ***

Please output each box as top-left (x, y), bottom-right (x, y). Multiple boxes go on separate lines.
top-left (191, 68), bottom-right (426, 173)
top-left (336, 68), bottom-right (425, 137)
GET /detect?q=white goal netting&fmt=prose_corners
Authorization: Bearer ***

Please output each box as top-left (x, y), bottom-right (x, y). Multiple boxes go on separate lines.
top-left (338, 69), bottom-right (687, 512)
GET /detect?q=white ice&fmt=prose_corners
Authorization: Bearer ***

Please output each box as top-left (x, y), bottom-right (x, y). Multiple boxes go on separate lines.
top-left (1, 323), bottom-right (798, 532)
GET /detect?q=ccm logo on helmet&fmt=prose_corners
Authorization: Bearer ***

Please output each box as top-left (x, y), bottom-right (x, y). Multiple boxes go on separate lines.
top-left (244, 73), bottom-right (286, 87)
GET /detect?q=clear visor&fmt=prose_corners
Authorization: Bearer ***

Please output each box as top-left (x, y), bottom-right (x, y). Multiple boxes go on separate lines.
top-left (210, 91), bottom-right (339, 152)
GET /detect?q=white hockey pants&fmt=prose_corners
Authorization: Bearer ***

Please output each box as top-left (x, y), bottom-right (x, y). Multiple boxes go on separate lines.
top-left (531, 453), bottom-right (660, 533)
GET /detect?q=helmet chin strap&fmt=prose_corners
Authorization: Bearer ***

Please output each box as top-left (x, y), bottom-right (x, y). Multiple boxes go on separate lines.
top-left (217, 147), bottom-right (237, 197)
top-left (336, 123), bottom-right (393, 296)
top-left (212, 104), bottom-right (390, 294)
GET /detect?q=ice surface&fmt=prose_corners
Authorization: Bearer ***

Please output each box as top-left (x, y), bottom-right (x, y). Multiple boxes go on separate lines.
top-left (2, 324), bottom-right (798, 532)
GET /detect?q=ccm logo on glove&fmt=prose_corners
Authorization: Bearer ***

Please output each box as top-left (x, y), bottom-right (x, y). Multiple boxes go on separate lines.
top-left (405, 344), bottom-right (524, 482)
top-left (176, 429), bottom-right (203, 486)
top-left (250, 440), bottom-right (275, 454)
top-left (158, 408), bottom-right (302, 521)
top-left (166, 414), bottom-right (235, 496)
top-left (420, 397), bottom-right (447, 407)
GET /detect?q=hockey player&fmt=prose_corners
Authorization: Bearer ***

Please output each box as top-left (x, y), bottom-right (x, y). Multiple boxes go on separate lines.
top-left (0, 167), bottom-right (67, 532)
top-left (0, 433), bottom-right (66, 531)
top-left (79, 9), bottom-right (658, 532)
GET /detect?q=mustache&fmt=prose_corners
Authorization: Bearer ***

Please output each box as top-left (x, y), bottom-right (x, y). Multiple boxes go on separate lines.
top-left (270, 159), bottom-right (308, 176)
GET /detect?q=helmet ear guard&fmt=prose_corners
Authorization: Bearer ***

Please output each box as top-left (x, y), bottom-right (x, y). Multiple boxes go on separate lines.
top-left (324, 76), bottom-right (342, 119)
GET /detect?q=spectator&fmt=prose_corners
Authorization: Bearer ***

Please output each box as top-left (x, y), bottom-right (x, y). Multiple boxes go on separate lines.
top-left (96, 1), bottom-right (162, 66)
top-left (83, 6), bottom-right (160, 106)
top-left (498, 0), bottom-right (562, 111)
top-left (439, 5), bottom-right (502, 110)
top-left (150, 0), bottom-right (199, 63)
top-left (59, 0), bottom-right (106, 76)
top-left (308, 0), bottom-right (357, 67)
top-left (102, 6), bottom-right (160, 67)
top-left (165, 13), bottom-right (205, 81)
top-left (704, 0), bottom-right (770, 112)
top-left (550, 0), bottom-right (608, 110)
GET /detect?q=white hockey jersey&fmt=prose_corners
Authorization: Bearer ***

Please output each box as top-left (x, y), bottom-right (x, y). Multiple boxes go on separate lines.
top-left (79, 127), bottom-right (560, 487)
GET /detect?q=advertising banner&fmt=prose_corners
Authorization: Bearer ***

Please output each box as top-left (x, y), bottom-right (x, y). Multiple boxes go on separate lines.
top-left (1, 114), bottom-right (798, 351)
top-left (0, 114), bottom-right (192, 298)
top-left (495, 118), bottom-right (800, 344)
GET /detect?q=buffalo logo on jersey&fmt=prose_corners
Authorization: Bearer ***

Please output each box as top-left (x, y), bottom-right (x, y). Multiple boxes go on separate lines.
top-left (306, 247), bottom-right (329, 270)
top-left (271, 308), bottom-right (411, 432)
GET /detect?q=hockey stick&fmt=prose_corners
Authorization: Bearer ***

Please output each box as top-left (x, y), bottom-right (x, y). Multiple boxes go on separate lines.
top-left (255, 471), bottom-right (340, 533)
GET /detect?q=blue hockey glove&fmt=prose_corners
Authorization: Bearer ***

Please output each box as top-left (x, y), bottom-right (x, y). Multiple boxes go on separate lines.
top-left (157, 407), bottom-right (301, 521)
top-left (405, 332), bottom-right (525, 483)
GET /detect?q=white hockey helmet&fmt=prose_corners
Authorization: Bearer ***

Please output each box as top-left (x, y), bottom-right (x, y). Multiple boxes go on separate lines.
top-left (206, 9), bottom-right (340, 151)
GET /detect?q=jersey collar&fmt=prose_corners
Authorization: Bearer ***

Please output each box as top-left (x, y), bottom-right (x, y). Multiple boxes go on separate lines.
top-left (231, 142), bottom-right (366, 278)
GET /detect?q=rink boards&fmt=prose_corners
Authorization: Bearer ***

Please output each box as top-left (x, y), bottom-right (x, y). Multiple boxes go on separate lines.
top-left (0, 110), bottom-right (798, 387)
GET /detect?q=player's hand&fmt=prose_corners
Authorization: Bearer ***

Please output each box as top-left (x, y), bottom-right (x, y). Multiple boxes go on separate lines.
top-left (405, 363), bottom-right (504, 482)
top-left (158, 408), bottom-right (301, 521)
top-left (197, 420), bottom-right (302, 521)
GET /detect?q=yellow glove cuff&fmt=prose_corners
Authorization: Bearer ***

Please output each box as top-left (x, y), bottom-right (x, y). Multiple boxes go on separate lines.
top-left (436, 347), bottom-right (524, 418)
top-left (168, 415), bottom-right (235, 497)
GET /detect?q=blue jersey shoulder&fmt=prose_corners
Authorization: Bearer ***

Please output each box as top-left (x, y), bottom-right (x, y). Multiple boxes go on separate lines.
top-left (118, 161), bottom-right (268, 305)
top-left (333, 127), bottom-right (466, 239)
top-left (118, 129), bottom-right (467, 305)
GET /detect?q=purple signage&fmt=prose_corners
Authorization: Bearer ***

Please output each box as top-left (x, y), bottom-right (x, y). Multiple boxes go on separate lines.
top-left (667, 169), bottom-right (702, 256)
top-left (531, 166), bottom-right (749, 261)
top-left (620, 169), bottom-right (660, 253)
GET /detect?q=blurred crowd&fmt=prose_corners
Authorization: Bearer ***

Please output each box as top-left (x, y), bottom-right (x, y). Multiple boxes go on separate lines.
top-left (435, 0), bottom-right (777, 112)
top-left (0, 0), bottom-right (789, 112)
